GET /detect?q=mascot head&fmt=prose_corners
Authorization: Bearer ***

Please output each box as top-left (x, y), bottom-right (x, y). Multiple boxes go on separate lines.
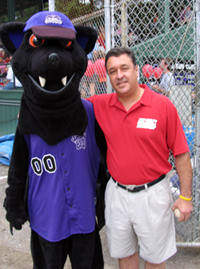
top-left (0, 11), bottom-right (97, 98)
top-left (0, 11), bottom-right (98, 144)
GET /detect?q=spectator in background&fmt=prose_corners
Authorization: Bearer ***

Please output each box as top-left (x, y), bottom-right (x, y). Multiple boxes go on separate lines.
top-left (128, 30), bottom-right (138, 47)
top-left (79, 75), bottom-right (90, 99)
top-left (2, 50), bottom-right (11, 63)
top-left (98, 26), bottom-right (106, 50)
top-left (0, 53), bottom-right (8, 85)
top-left (0, 55), bottom-right (7, 75)
top-left (86, 42), bottom-right (106, 97)
top-left (87, 38), bottom-right (105, 62)
top-left (179, 5), bottom-right (193, 25)
top-left (2, 66), bottom-right (22, 90)
top-left (94, 50), bottom-right (107, 95)
top-left (152, 58), bottom-right (175, 96)
top-left (114, 23), bottom-right (122, 46)
top-left (179, 5), bottom-right (186, 25)
top-left (184, 6), bottom-right (193, 23)
top-left (87, 41), bottom-right (99, 63)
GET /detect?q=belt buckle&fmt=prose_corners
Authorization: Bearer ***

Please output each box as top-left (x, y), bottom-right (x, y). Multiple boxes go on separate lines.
top-left (126, 185), bottom-right (136, 192)
top-left (126, 184), bottom-right (148, 193)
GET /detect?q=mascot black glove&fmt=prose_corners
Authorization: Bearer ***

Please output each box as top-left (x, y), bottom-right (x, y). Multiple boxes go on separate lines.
top-left (4, 194), bottom-right (28, 231)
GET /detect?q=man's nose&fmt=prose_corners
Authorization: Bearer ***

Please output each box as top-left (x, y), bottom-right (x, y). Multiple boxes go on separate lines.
top-left (117, 69), bottom-right (123, 78)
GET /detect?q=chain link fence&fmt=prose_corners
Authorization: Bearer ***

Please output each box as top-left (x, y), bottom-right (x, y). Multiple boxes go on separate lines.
top-left (69, 8), bottom-right (106, 98)
top-left (0, 0), bottom-right (199, 246)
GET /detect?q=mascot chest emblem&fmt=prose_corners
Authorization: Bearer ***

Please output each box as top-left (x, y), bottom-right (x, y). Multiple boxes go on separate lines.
top-left (71, 130), bottom-right (87, 150)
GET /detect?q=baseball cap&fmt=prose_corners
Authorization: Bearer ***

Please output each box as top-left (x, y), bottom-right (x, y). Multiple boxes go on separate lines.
top-left (23, 11), bottom-right (76, 40)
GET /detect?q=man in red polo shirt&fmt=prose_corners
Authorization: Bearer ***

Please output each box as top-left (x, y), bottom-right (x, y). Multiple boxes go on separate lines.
top-left (88, 47), bottom-right (193, 269)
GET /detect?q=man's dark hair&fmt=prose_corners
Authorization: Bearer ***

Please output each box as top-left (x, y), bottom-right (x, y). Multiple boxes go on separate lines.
top-left (105, 47), bottom-right (137, 70)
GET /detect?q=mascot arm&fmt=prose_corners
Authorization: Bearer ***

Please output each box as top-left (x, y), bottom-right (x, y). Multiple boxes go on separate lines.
top-left (4, 127), bottom-right (29, 232)
top-left (95, 119), bottom-right (110, 231)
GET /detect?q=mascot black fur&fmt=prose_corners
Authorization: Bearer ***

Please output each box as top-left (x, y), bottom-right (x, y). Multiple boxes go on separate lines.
top-left (0, 11), bottom-right (108, 269)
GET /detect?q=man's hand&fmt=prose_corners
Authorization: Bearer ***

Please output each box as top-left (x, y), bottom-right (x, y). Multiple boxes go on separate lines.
top-left (172, 197), bottom-right (192, 222)
top-left (173, 152), bottom-right (193, 221)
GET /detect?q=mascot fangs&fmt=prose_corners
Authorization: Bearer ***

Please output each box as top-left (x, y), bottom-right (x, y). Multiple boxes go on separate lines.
top-left (0, 11), bottom-right (108, 269)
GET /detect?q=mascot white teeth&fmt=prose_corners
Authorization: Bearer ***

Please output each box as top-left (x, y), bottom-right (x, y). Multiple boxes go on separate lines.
top-left (0, 10), bottom-right (109, 269)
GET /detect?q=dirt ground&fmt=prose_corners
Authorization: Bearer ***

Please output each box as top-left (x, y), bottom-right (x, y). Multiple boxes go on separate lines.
top-left (1, 164), bottom-right (200, 269)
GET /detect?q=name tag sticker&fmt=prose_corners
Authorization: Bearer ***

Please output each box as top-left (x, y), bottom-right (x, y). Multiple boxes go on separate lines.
top-left (137, 118), bottom-right (157, 130)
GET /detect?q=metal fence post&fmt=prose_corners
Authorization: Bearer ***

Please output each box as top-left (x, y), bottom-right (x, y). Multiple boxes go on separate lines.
top-left (121, 1), bottom-right (127, 47)
top-left (105, 0), bottom-right (112, 93)
top-left (194, 0), bottom-right (200, 241)
top-left (48, 0), bottom-right (55, 11)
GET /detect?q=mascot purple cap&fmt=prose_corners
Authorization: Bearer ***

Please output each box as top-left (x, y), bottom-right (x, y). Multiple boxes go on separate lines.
top-left (24, 11), bottom-right (77, 39)
top-left (0, 10), bottom-right (108, 269)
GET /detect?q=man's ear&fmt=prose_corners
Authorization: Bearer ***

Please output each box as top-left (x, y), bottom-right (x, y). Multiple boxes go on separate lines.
top-left (75, 25), bottom-right (98, 55)
top-left (135, 65), bottom-right (140, 79)
top-left (0, 22), bottom-right (25, 55)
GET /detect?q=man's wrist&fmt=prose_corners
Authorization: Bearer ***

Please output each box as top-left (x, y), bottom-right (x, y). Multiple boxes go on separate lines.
top-left (179, 194), bottom-right (192, 201)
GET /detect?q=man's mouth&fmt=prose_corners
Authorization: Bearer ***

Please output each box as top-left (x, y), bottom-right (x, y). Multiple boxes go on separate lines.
top-left (28, 73), bottom-right (75, 95)
top-left (117, 81), bottom-right (126, 87)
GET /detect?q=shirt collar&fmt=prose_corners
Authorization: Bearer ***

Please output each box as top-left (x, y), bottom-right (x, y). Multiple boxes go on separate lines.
top-left (109, 84), bottom-right (152, 108)
top-left (139, 84), bottom-right (152, 107)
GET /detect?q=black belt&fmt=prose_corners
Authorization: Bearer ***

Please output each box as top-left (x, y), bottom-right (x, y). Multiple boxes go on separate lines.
top-left (112, 174), bottom-right (166, 193)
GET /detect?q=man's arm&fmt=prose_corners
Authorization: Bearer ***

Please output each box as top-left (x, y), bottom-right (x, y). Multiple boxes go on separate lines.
top-left (172, 152), bottom-right (193, 221)
top-left (3, 79), bottom-right (11, 86)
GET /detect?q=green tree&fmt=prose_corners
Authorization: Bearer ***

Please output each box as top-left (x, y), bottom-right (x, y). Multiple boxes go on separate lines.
top-left (55, 0), bottom-right (103, 20)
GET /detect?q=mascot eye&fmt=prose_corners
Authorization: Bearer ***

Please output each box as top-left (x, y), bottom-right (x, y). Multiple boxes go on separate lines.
top-left (59, 40), bottom-right (72, 47)
top-left (29, 34), bottom-right (45, 47)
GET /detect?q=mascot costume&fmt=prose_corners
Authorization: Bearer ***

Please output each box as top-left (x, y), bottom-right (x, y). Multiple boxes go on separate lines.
top-left (0, 11), bottom-right (109, 269)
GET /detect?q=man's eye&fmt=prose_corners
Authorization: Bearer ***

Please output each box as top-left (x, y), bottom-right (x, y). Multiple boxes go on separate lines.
top-left (29, 34), bottom-right (45, 47)
top-left (59, 40), bottom-right (72, 47)
top-left (109, 71), bottom-right (116, 75)
top-left (109, 70), bottom-right (115, 74)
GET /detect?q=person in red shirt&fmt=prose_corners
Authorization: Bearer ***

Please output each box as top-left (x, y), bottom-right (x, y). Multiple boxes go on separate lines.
top-left (88, 47), bottom-right (193, 269)
top-left (97, 26), bottom-right (106, 50)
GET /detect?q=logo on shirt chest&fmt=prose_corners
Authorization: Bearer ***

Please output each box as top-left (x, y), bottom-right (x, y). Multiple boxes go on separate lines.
top-left (137, 118), bottom-right (157, 130)
top-left (71, 130), bottom-right (87, 150)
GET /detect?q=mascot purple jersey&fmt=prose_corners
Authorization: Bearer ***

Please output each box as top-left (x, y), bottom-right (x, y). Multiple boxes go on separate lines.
top-left (24, 100), bottom-right (100, 242)
top-left (0, 11), bottom-right (108, 269)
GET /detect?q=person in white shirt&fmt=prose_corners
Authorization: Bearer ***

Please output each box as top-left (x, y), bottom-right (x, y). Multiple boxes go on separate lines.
top-left (152, 58), bottom-right (175, 96)
top-left (2, 66), bottom-right (22, 89)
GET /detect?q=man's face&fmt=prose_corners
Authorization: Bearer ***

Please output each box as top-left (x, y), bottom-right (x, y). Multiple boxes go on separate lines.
top-left (160, 59), bottom-right (166, 71)
top-left (106, 54), bottom-right (139, 97)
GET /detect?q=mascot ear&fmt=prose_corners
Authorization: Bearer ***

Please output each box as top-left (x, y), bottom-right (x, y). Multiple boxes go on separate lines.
top-left (0, 22), bottom-right (25, 55)
top-left (75, 26), bottom-right (98, 55)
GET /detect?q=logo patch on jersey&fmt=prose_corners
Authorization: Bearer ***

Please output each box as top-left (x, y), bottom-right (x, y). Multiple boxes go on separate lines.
top-left (137, 118), bottom-right (157, 130)
top-left (71, 130), bottom-right (87, 150)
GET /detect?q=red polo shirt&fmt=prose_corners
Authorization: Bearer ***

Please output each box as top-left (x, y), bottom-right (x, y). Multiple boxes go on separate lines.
top-left (88, 85), bottom-right (189, 185)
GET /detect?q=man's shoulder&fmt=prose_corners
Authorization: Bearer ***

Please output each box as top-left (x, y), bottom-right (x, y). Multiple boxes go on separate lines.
top-left (149, 86), bottom-right (170, 101)
top-left (151, 89), bottom-right (176, 110)
top-left (87, 93), bottom-right (114, 104)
